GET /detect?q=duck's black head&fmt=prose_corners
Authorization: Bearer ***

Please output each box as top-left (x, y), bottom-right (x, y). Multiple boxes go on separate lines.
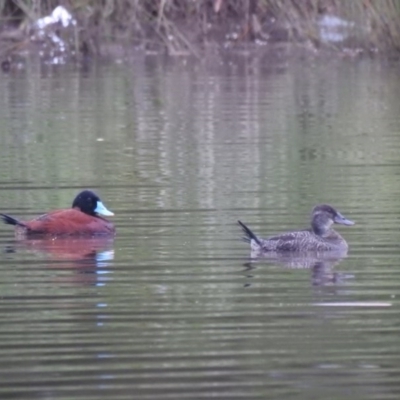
top-left (72, 190), bottom-right (114, 217)
top-left (311, 204), bottom-right (354, 236)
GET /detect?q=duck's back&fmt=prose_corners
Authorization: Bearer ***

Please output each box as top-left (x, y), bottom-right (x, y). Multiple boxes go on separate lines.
top-left (259, 229), bottom-right (348, 252)
top-left (21, 209), bottom-right (115, 236)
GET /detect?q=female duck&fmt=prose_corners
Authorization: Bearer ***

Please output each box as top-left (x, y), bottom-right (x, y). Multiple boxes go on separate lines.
top-left (238, 204), bottom-right (354, 253)
top-left (1, 190), bottom-right (115, 237)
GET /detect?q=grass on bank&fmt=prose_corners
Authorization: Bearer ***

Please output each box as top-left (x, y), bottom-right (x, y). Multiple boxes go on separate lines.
top-left (0, 0), bottom-right (400, 57)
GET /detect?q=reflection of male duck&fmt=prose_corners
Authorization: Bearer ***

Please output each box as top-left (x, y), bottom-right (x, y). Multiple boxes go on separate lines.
top-left (239, 204), bottom-right (354, 256)
top-left (16, 237), bottom-right (115, 264)
top-left (7, 237), bottom-right (115, 286)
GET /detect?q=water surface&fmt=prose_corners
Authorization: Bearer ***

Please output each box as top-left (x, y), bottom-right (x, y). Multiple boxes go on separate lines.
top-left (0, 54), bottom-right (399, 399)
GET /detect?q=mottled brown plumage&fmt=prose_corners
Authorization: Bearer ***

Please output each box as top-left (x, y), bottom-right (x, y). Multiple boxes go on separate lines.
top-left (239, 204), bottom-right (354, 255)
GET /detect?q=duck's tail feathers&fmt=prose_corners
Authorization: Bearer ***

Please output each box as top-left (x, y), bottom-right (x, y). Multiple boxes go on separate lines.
top-left (238, 220), bottom-right (262, 247)
top-left (0, 214), bottom-right (26, 227)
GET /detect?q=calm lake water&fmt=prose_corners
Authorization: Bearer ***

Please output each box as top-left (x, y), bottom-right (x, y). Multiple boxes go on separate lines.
top-left (0, 51), bottom-right (400, 399)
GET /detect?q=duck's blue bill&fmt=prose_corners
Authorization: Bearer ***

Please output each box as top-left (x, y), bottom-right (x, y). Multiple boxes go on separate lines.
top-left (334, 213), bottom-right (354, 226)
top-left (95, 201), bottom-right (114, 216)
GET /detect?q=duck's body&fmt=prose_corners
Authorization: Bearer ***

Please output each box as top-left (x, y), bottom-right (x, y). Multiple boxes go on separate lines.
top-left (239, 204), bottom-right (354, 254)
top-left (1, 190), bottom-right (115, 237)
top-left (240, 226), bottom-right (349, 252)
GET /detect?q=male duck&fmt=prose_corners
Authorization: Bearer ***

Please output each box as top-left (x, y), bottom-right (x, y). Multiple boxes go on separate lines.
top-left (1, 190), bottom-right (115, 237)
top-left (238, 204), bottom-right (354, 253)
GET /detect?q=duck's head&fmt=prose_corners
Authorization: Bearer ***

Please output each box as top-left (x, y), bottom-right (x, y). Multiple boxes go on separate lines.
top-left (72, 190), bottom-right (114, 217)
top-left (311, 204), bottom-right (354, 236)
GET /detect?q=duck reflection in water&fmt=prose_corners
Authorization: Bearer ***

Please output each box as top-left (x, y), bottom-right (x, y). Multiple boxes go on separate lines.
top-left (5, 237), bottom-right (114, 286)
top-left (243, 251), bottom-right (348, 287)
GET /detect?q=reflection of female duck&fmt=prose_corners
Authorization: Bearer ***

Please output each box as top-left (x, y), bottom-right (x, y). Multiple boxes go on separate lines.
top-left (244, 253), bottom-right (346, 286)
top-left (1, 190), bottom-right (115, 237)
top-left (239, 204), bottom-right (354, 254)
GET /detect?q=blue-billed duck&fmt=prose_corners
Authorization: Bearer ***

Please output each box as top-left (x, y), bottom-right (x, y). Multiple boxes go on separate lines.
top-left (238, 204), bottom-right (354, 253)
top-left (1, 190), bottom-right (115, 237)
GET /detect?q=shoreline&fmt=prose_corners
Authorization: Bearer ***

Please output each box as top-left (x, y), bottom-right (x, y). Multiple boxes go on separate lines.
top-left (0, 1), bottom-right (398, 70)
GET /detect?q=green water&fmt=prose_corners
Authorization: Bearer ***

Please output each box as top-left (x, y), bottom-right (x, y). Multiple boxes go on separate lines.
top-left (0, 55), bottom-right (399, 399)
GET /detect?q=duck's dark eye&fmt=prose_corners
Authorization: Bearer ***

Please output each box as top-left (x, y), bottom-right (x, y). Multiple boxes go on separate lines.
top-left (325, 206), bottom-right (336, 216)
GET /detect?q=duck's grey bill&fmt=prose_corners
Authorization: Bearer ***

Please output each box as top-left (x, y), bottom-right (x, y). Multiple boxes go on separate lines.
top-left (334, 213), bottom-right (354, 226)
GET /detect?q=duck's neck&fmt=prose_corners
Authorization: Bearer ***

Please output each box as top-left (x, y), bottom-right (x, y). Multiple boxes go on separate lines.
top-left (311, 222), bottom-right (332, 237)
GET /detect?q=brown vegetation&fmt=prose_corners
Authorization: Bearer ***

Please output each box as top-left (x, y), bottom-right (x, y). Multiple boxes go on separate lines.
top-left (0, 0), bottom-right (400, 63)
